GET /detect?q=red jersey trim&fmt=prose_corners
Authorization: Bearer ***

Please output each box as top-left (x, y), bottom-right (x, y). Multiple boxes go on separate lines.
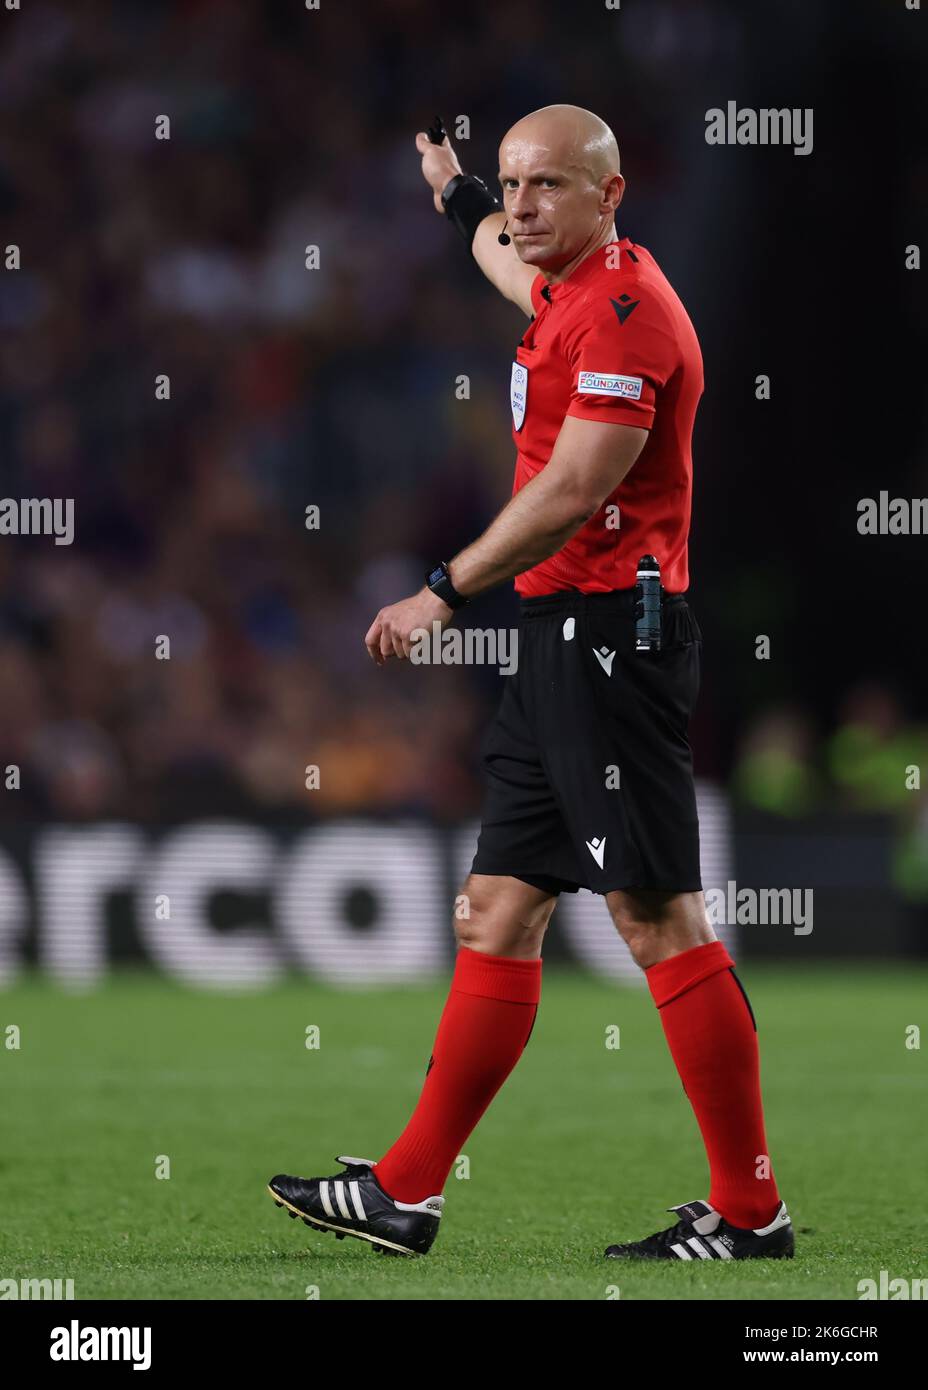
top-left (565, 401), bottom-right (656, 430)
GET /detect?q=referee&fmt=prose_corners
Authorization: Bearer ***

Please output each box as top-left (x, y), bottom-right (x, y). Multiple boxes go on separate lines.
top-left (269, 105), bottom-right (793, 1263)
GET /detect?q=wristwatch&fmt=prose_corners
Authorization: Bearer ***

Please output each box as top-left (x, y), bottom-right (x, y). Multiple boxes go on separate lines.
top-left (425, 561), bottom-right (468, 610)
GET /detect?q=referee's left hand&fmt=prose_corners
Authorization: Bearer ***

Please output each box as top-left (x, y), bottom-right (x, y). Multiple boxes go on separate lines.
top-left (365, 587), bottom-right (453, 665)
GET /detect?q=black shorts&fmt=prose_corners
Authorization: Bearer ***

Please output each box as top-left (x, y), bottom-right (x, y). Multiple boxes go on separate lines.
top-left (470, 588), bottom-right (703, 896)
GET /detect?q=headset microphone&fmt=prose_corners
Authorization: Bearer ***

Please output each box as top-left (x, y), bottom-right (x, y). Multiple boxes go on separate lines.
top-left (498, 220), bottom-right (511, 246)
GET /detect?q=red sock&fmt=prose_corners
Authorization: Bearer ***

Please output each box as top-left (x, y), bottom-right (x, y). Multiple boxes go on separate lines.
top-left (374, 947), bottom-right (541, 1203)
top-left (645, 940), bottom-right (781, 1230)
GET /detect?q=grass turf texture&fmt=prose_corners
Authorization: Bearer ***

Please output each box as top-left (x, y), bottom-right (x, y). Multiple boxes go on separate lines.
top-left (1, 964), bottom-right (925, 1301)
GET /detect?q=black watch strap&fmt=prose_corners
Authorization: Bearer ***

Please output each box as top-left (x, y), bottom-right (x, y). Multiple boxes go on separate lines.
top-left (426, 561), bottom-right (467, 610)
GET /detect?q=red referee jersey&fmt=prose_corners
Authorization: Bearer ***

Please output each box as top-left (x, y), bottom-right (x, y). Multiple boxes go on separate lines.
top-left (510, 237), bottom-right (703, 596)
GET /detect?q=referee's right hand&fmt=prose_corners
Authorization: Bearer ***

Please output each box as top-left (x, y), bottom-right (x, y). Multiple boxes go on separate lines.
top-left (415, 129), bottom-right (463, 213)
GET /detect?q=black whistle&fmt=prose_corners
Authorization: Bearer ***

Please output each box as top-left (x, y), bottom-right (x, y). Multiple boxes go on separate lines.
top-left (635, 554), bottom-right (662, 653)
top-left (426, 116), bottom-right (446, 145)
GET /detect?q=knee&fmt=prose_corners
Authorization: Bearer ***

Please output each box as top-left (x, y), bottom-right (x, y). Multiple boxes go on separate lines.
top-left (452, 877), bottom-right (554, 956)
top-left (607, 891), bottom-right (663, 967)
top-left (606, 889), bottom-right (713, 970)
top-left (610, 914), bottom-right (663, 969)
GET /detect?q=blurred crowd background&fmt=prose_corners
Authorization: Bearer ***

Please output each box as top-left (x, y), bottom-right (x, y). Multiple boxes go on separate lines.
top-left (0, 0), bottom-right (926, 900)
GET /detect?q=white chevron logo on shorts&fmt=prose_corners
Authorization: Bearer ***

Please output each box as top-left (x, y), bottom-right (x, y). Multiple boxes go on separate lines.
top-left (593, 645), bottom-right (616, 676)
top-left (585, 836), bottom-right (606, 869)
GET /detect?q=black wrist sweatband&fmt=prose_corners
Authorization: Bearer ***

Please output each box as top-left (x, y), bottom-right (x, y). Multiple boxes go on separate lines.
top-left (441, 174), bottom-right (501, 252)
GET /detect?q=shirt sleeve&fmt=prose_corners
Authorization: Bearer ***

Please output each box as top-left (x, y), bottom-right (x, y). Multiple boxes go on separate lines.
top-left (563, 295), bottom-right (677, 430)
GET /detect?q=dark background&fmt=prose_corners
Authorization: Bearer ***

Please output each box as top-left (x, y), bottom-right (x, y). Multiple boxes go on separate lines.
top-left (0, 0), bottom-right (925, 938)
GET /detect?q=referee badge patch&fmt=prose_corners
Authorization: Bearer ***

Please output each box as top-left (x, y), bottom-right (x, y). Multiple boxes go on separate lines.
top-left (577, 370), bottom-right (643, 400)
top-left (511, 361), bottom-right (528, 431)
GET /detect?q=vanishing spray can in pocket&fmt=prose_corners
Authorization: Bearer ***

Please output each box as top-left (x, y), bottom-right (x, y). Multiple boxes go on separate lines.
top-left (635, 554), bottom-right (662, 653)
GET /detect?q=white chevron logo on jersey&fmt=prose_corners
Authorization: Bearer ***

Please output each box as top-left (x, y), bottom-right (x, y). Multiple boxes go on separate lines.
top-left (593, 645), bottom-right (616, 676)
top-left (586, 836), bottom-right (606, 869)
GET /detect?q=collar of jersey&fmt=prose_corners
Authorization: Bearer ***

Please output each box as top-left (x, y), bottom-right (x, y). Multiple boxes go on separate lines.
top-left (542, 238), bottom-right (624, 303)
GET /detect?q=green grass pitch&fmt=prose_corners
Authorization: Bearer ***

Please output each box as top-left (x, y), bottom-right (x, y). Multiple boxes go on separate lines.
top-left (1, 963), bottom-right (925, 1300)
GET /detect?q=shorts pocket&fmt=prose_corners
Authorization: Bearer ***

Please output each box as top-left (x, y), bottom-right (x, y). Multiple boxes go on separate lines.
top-left (659, 600), bottom-right (702, 650)
top-left (596, 603), bottom-right (702, 738)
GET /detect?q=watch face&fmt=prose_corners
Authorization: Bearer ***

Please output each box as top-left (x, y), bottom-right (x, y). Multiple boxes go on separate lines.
top-left (427, 566), bottom-right (446, 588)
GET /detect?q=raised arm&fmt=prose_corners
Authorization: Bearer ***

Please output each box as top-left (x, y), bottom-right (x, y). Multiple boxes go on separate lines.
top-left (415, 128), bottom-right (537, 317)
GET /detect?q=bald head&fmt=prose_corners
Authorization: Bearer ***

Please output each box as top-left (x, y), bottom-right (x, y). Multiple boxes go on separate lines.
top-left (497, 105), bottom-right (624, 274)
top-left (502, 105), bottom-right (621, 184)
